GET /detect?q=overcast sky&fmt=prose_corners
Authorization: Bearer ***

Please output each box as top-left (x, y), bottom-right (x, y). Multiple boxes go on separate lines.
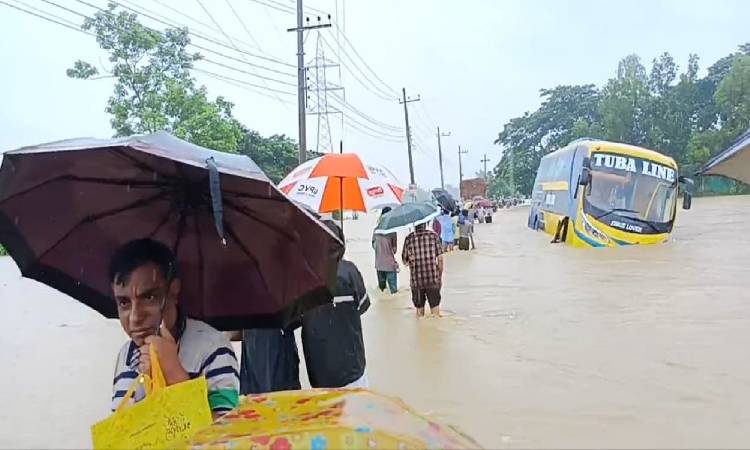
top-left (1, 0), bottom-right (748, 189)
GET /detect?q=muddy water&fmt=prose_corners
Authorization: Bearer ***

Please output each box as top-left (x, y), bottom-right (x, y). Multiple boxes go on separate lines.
top-left (1, 196), bottom-right (749, 448)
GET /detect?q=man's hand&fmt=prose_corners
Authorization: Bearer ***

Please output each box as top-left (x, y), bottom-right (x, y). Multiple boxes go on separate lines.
top-left (139, 322), bottom-right (189, 386)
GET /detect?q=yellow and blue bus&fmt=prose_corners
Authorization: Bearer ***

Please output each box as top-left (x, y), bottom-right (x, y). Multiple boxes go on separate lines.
top-left (527, 139), bottom-right (693, 247)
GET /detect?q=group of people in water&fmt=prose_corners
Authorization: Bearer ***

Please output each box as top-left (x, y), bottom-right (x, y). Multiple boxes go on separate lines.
top-left (109, 204), bottom-right (493, 418)
top-left (110, 218), bottom-right (370, 421)
top-left (434, 205), bottom-right (492, 252)
top-left (372, 204), bottom-right (494, 318)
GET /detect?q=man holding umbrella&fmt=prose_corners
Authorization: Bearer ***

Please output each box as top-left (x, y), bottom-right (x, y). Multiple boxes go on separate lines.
top-left (372, 206), bottom-right (398, 294)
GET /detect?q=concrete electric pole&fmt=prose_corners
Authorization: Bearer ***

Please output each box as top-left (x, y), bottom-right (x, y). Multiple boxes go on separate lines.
top-left (288, 1), bottom-right (331, 164)
top-left (399, 88), bottom-right (420, 185)
top-left (436, 127), bottom-right (451, 189)
top-left (481, 154), bottom-right (490, 180)
top-left (458, 145), bottom-right (468, 199)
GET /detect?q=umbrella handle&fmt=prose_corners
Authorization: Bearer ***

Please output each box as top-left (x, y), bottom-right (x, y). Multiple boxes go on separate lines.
top-left (206, 157), bottom-right (226, 245)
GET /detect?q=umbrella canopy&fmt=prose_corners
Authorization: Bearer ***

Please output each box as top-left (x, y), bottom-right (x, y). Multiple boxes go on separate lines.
top-left (279, 154), bottom-right (404, 213)
top-left (472, 197), bottom-right (493, 208)
top-left (374, 202), bottom-right (440, 235)
top-left (173, 389), bottom-right (481, 449)
top-left (699, 128), bottom-right (750, 185)
top-left (431, 188), bottom-right (457, 212)
top-left (0, 132), bottom-right (343, 330)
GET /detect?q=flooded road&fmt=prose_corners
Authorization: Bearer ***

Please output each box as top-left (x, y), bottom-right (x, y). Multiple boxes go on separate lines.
top-left (2, 196), bottom-right (749, 448)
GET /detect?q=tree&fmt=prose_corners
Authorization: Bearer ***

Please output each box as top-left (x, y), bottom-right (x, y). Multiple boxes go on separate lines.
top-left (67, 3), bottom-right (242, 152)
top-left (238, 130), bottom-right (298, 183)
top-left (600, 55), bottom-right (651, 146)
top-left (714, 56), bottom-right (750, 132)
top-left (491, 85), bottom-right (600, 195)
top-left (490, 47), bottom-right (750, 196)
top-left (649, 52), bottom-right (678, 95)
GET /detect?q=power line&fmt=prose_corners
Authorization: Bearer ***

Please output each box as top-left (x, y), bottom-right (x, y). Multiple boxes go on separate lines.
top-left (1, 0), bottom-right (94, 35)
top-left (194, 68), bottom-right (295, 99)
top-left (9, 0), bottom-right (296, 102)
top-left (310, 83), bottom-right (404, 138)
top-left (345, 120), bottom-right (405, 143)
top-left (319, 33), bottom-right (395, 101)
top-left (194, 0), bottom-right (290, 104)
top-left (65, 0), bottom-right (297, 87)
top-left (331, 20), bottom-right (399, 98)
top-left (245, 0), bottom-right (294, 14)
top-left (223, 0), bottom-right (262, 50)
top-left (88, 0), bottom-right (296, 69)
top-left (327, 91), bottom-right (402, 132)
top-left (201, 56), bottom-right (296, 87)
top-left (58, 0), bottom-right (295, 80)
top-left (285, 0), bottom-right (327, 17)
top-left (146, 0), bottom-right (270, 56)
top-left (339, 110), bottom-right (404, 140)
top-left (256, 3), bottom-right (398, 103)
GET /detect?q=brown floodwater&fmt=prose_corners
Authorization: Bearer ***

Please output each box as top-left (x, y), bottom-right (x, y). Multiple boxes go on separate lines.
top-left (1, 196), bottom-right (749, 448)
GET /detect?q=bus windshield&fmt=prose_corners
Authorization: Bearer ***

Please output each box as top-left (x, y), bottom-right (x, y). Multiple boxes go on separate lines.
top-left (586, 153), bottom-right (678, 225)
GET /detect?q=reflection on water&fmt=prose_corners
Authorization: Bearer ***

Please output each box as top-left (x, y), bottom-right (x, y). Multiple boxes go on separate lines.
top-left (1, 196), bottom-right (749, 448)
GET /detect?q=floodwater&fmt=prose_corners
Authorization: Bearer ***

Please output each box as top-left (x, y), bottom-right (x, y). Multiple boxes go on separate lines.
top-left (1, 196), bottom-right (749, 448)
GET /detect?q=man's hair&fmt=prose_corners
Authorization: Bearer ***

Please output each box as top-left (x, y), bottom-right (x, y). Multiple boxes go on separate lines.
top-left (416, 222), bottom-right (427, 231)
top-left (381, 206), bottom-right (392, 215)
top-left (109, 239), bottom-right (176, 285)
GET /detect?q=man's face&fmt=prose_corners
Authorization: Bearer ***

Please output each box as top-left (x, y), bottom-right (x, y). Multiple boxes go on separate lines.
top-left (112, 262), bottom-right (180, 346)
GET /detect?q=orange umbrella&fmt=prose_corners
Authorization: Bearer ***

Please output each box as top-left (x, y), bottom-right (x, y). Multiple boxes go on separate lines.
top-left (279, 154), bottom-right (404, 217)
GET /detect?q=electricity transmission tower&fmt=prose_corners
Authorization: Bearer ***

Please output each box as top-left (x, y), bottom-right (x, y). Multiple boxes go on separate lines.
top-left (306, 32), bottom-right (343, 154)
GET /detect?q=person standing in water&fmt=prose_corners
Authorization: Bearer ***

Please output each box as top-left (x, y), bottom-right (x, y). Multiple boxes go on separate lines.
top-left (302, 220), bottom-right (371, 388)
top-left (436, 209), bottom-right (455, 251)
top-left (402, 223), bottom-right (444, 318)
top-left (458, 209), bottom-right (476, 250)
top-left (372, 207), bottom-right (398, 294)
top-left (373, 231), bottom-right (398, 294)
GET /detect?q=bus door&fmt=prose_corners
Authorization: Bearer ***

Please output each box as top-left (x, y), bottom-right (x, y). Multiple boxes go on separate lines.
top-left (569, 145), bottom-right (589, 220)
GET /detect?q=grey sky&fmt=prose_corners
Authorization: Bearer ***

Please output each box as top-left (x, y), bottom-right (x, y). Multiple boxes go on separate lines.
top-left (1, 0), bottom-right (748, 189)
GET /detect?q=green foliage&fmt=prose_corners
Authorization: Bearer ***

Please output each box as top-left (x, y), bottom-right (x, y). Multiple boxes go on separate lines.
top-left (0, 245), bottom-right (6, 256)
top-left (239, 130), bottom-right (299, 183)
top-left (68, 2), bottom-right (242, 153)
top-left (491, 43), bottom-right (750, 196)
top-left (715, 56), bottom-right (750, 131)
top-left (489, 84), bottom-right (600, 198)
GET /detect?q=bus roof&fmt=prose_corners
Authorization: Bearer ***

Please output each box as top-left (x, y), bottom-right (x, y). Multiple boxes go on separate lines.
top-left (545, 139), bottom-right (677, 168)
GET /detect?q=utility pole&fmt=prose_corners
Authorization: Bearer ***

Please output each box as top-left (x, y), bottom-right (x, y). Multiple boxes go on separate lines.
top-left (399, 87), bottom-right (420, 185)
top-left (288, 2), bottom-right (331, 163)
top-left (481, 154), bottom-right (490, 180)
top-left (458, 145), bottom-right (468, 200)
top-left (436, 127), bottom-right (451, 189)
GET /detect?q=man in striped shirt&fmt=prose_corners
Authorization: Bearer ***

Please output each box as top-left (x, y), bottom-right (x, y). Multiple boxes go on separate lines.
top-left (109, 239), bottom-right (239, 419)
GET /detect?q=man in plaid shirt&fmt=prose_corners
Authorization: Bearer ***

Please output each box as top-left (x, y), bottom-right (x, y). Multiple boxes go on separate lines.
top-left (402, 222), bottom-right (445, 317)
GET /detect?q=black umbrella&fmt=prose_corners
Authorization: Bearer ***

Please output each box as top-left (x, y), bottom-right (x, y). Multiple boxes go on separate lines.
top-left (0, 132), bottom-right (343, 330)
top-left (373, 202), bottom-right (440, 235)
top-left (431, 188), bottom-right (457, 212)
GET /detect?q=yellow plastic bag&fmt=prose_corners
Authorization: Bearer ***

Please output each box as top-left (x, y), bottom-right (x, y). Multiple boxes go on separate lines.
top-left (91, 344), bottom-right (212, 449)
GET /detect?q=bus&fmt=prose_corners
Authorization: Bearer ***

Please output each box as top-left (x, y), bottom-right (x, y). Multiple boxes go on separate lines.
top-left (527, 139), bottom-right (693, 247)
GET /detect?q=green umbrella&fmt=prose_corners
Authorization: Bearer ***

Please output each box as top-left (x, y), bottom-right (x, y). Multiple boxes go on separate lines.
top-left (374, 202), bottom-right (440, 235)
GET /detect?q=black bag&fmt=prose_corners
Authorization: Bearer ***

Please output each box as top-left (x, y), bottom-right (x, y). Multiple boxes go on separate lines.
top-left (458, 236), bottom-right (470, 250)
top-left (485, 215), bottom-right (493, 224)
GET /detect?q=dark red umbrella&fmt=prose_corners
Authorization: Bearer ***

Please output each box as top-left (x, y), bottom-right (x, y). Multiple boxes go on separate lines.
top-left (0, 132), bottom-right (342, 329)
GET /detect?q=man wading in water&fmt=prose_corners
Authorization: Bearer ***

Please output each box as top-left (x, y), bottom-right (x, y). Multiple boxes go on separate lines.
top-left (402, 222), bottom-right (444, 318)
